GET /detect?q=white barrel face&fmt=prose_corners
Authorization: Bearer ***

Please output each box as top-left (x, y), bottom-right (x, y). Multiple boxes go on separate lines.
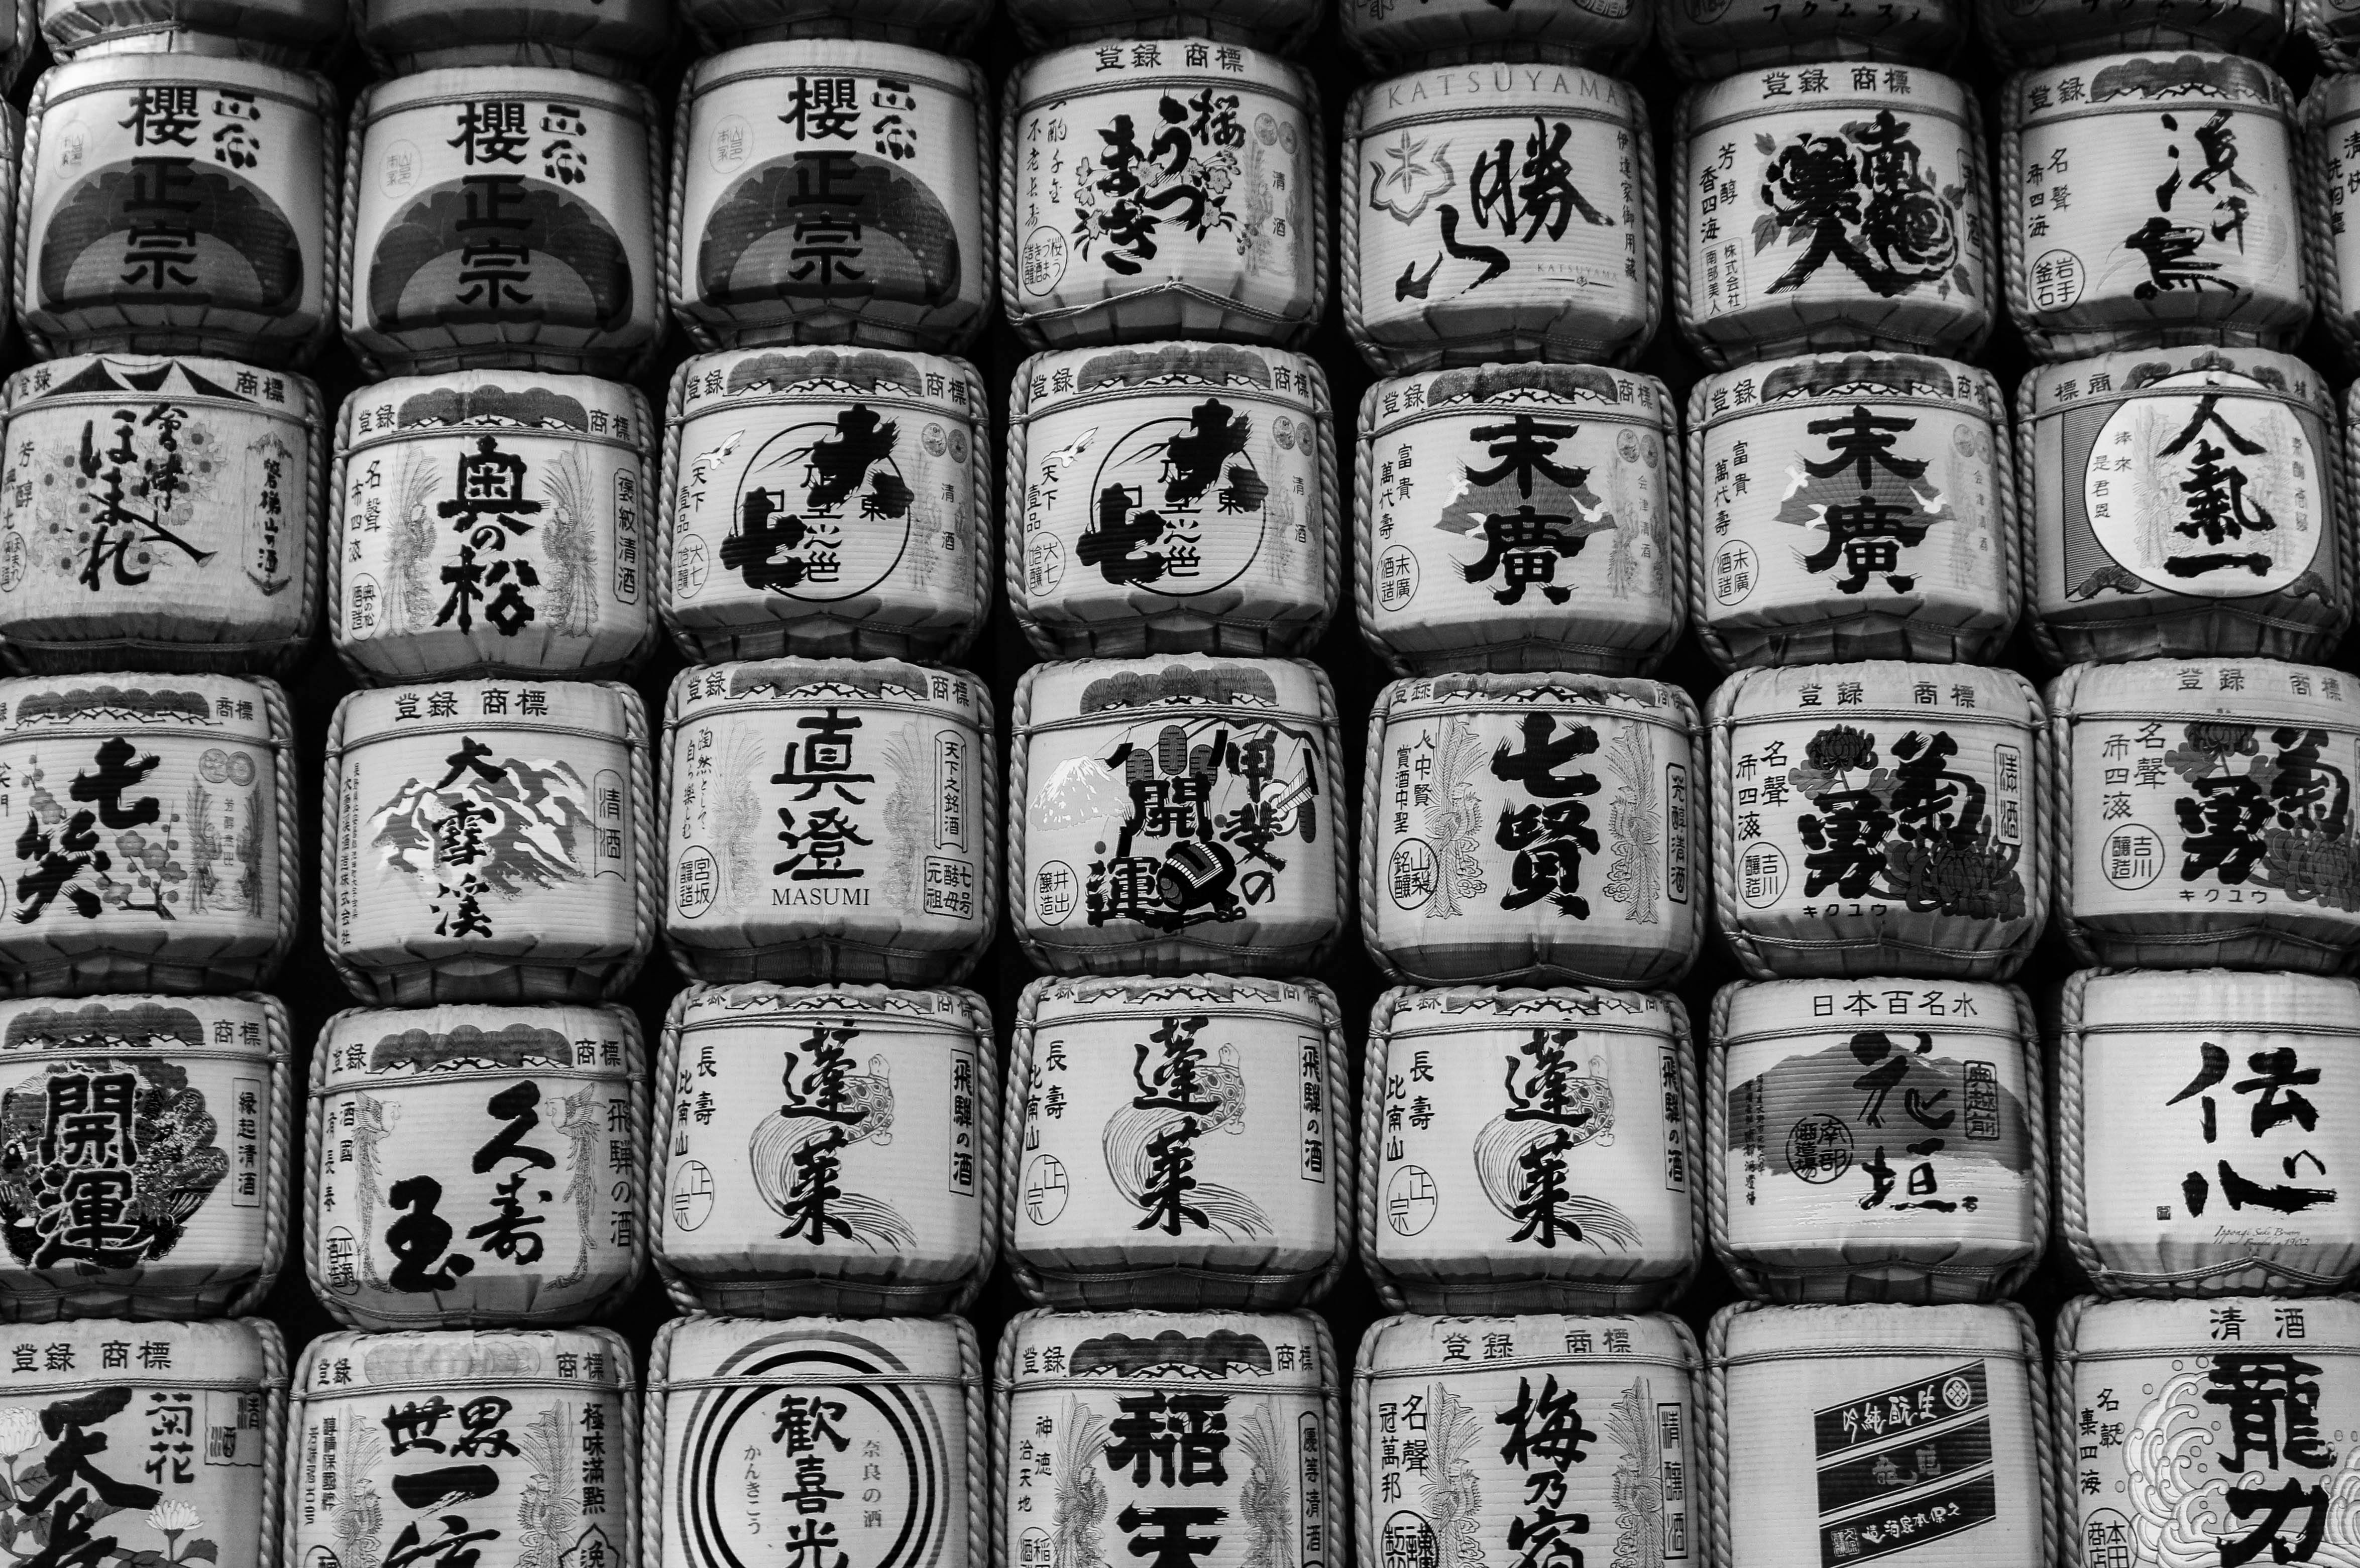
top-left (0, 355), bottom-right (315, 664)
top-left (311, 1004), bottom-right (641, 1325)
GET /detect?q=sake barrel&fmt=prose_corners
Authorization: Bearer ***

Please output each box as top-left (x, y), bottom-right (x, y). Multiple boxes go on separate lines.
top-left (290, 1328), bottom-right (636, 1568)
top-left (38, 0), bottom-right (338, 61)
top-left (307, 1002), bottom-right (645, 1329)
top-left (0, 674), bottom-right (293, 995)
top-left (1006, 973), bottom-right (1348, 1310)
top-left (1356, 1313), bottom-right (1702, 1568)
top-left (1359, 984), bottom-right (1701, 1313)
top-left (323, 679), bottom-right (655, 1003)
top-left (652, 982), bottom-right (997, 1316)
top-left (1988, 0), bottom-right (2285, 64)
top-left (1358, 364), bottom-right (1682, 676)
top-left (1709, 978), bottom-right (2044, 1304)
top-left (2048, 657), bottom-right (2360, 972)
top-left (2055, 1294), bottom-right (2360, 1565)
top-left (355, 0), bottom-right (672, 76)
top-left (1707, 1301), bottom-right (2048, 1567)
top-left (0, 1318), bottom-right (282, 1565)
top-left (1675, 66), bottom-right (1993, 371)
top-left (994, 1308), bottom-right (1341, 1568)
top-left (0, 992), bottom-right (287, 1319)
top-left (1658, 0), bottom-right (1968, 77)
top-left (18, 56), bottom-right (335, 368)
top-left (2003, 53), bottom-right (2309, 364)
top-left (0, 354), bottom-right (323, 675)
top-left (670, 41), bottom-right (992, 355)
top-left (2060, 968), bottom-right (2360, 1295)
top-left (341, 68), bottom-right (663, 379)
top-left (1004, 0), bottom-right (1317, 50)
top-left (1002, 42), bottom-right (1325, 349)
top-left (1709, 662), bottom-right (2050, 981)
top-left (1362, 672), bottom-right (1704, 988)
top-left (2020, 346), bottom-right (2347, 665)
top-left (1010, 655), bottom-right (1344, 977)
top-left (649, 1315), bottom-right (980, 1568)
top-left (677, 0), bottom-right (986, 49)
top-left (331, 372), bottom-right (657, 682)
top-left (2306, 75), bottom-right (2360, 370)
top-left (1007, 343), bottom-right (1336, 658)
top-left (1341, 0), bottom-right (1648, 71)
top-left (1341, 62), bottom-right (1657, 374)
top-left (662, 659), bottom-right (997, 986)
top-left (660, 346), bottom-right (989, 663)
top-left (1689, 351), bottom-right (2015, 669)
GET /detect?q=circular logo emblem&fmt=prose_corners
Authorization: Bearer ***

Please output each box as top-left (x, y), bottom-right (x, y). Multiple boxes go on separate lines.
top-left (675, 534), bottom-right (710, 600)
top-left (322, 1225), bottom-right (361, 1293)
top-left (347, 571), bottom-right (383, 631)
top-left (378, 139), bottom-right (420, 196)
top-left (1738, 841), bottom-right (1788, 908)
top-left (671, 1160), bottom-right (714, 1231)
top-left (1034, 860), bottom-right (1078, 925)
top-left (198, 749), bottom-right (229, 784)
top-left (1385, 1166), bottom-right (1438, 1236)
top-left (227, 751), bottom-right (256, 788)
top-left (1943, 1374), bottom-right (1975, 1412)
top-left (709, 113), bottom-right (751, 173)
top-left (1026, 531), bottom-right (1067, 599)
top-left (1388, 839), bottom-right (1438, 909)
top-left (1377, 544), bottom-right (1418, 612)
top-left (2030, 249), bottom-right (2086, 310)
top-left (0, 532), bottom-right (25, 594)
top-left (2101, 824), bottom-right (2165, 890)
top-left (1021, 226), bottom-right (1068, 296)
top-left (1072, 405), bottom-right (1279, 599)
top-left (1382, 1513), bottom-right (1440, 1568)
top-left (1712, 541), bottom-right (1759, 607)
top-left (675, 845), bottom-right (719, 918)
top-left (1786, 1115), bottom-right (1854, 1183)
top-left (1024, 1154), bottom-right (1069, 1225)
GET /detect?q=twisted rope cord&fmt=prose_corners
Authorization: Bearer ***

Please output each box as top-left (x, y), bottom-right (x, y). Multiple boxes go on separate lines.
top-left (2337, 383), bottom-right (2360, 644)
top-left (300, 1009), bottom-right (346, 1324)
top-left (634, 80), bottom-right (671, 383)
top-left (1998, 73), bottom-right (2038, 359)
top-left (614, 681), bottom-right (660, 997)
top-left (967, 671), bottom-right (1003, 982)
top-left (1356, 676), bottom-right (1399, 977)
top-left (1001, 976), bottom-right (1046, 1304)
top-left (1682, 375), bottom-right (1736, 670)
top-left (12, 88), bottom-right (43, 359)
top-left (654, 356), bottom-right (695, 660)
top-left (253, 1317), bottom-right (289, 1568)
top-left (1703, 981), bottom-right (1762, 1298)
top-left (2047, 666), bottom-right (2093, 964)
top-left (646, 983), bottom-right (699, 1313)
top-left (1338, 81), bottom-right (1366, 357)
top-left (1300, 64), bottom-right (1330, 352)
top-left (958, 1315), bottom-right (987, 1568)
top-left (319, 693), bottom-right (378, 1000)
top-left (997, 69), bottom-right (1038, 351)
top-left (1632, 84), bottom-right (1664, 365)
top-left (1301, 354), bottom-right (1343, 655)
top-left (1703, 1301), bottom-right (1743, 1568)
top-left (988, 1308), bottom-right (1033, 1568)
top-left (952, 354), bottom-right (994, 662)
top-left (2015, 667), bottom-right (2056, 955)
top-left (1959, 87), bottom-right (1996, 360)
top-left (665, 79), bottom-right (710, 353)
top-left (952, 985), bottom-right (999, 1313)
top-left (655, 666), bottom-right (698, 983)
top-left (336, 82), bottom-right (373, 378)
top-left (234, 991), bottom-right (295, 1317)
top-left (965, 56), bottom-right (998, 360)
top-left (2002, 984), bottom-right (2051, 1300)
top-left (1310, 976), bottom-right (1352, 1306)
top-left (1646, 372), bottom-right (1690, 671)
top-left (1668, 990), bottom-right (1707, 1306)
top-left (611, 1002), bottom-right (653, 1317)
top-left (1669, 86), bottom-right (1709, 366)
top-left (259, 675), bottom-right (300, 986)
top-left (288, 368), bottom-right (329, 662)
top-left (2053, 970), bottom-right (2108, 1292)
top-left (1001, 350), bottom-right (1044, 654)
top-left (2048, 1294), bottom-right (2092, 1568)
top-left (1705, 669), bottom-right (1767, 977)
top-left (640, 1317), bottom-right (677, 1568)
top-left (1356, 987), bottom-right (1402, 1312)
top-left (2014, 364), bottom-right (2070, 668)
top-left (1350, 377), bottom-right (1395, 671)
top-left (2009, 1298), bottom-right (2058, 1568)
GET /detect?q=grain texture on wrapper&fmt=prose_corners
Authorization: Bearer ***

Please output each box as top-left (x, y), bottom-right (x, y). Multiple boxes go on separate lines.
top-left (2017, 346), bottom-right (2347, 666)
top-left (1005, 973), bottom-right (1348, 1310)
top-left (2002, 52), bottom-right (2311, 364)
top-left (0, 673), bottom-right (293, 995)
top-left (660, 346), bottom-right (991, 664)
top-left (289, 1328), bottom-right (636, 1568)
top-left (992, 1308), bottom-right (1342, 1568)
top-left (0, 992), bottom-right (289, 1319)
top-left (1354, 1312), bottom-right (1702, 1568)
top-left (37, 0), bottom-right (337, 62)
top-left (668, 41), bottom-right (994, 355)
top-left (306, 1002), bottom-right (646, 1329)
top-left (331, 372), bottom-right (657, 683)
top-left (647, 1314), bottom-right (982, 1568)
top-left (1340, 0), bottom-right (1648, 72)
top-left (1001, 43), bottom-right (1326, 350)
top-left (1358, 365), bottom-right (1683, 678)
top-left (340, 69), bottom-right (665, 380)
top-left (1708, 978), bottom-right (2044, 1304)
top-left (662, 658), bottom-right (996, 986)
top-left (0, 1317), bottom-right (284, 1566)
top-left (1362, 672), bottom-right (1702, 988)
top-left (1011, 656), bottom-right (1343, 977)
top-left (1708, 661), bottom-right (2050, 981)
top-left (1358, 984), bottom-right (1701, 1314)
top-left (2047, 657), bottom-right (2360, 972)
top-left (1688, 351), bottom-right (2016, 670)
top-left (16, 56), bottom-right (335, 367)
top-left (1656, 0), bottom-right (1966, 77)
top-left (1706, 1301), bottom-right (2052, 1568)
top-left (0, 353), bottom-right (322, 675)
top-left (2059, 968), bottom-right (2360, 1296)
top-left (1341, 63), bottom-right (1657, 375)
top-left (352, 0), bottom-right (672, 77)
top-left (1674, 66), bottom-right (1993, 370)
top-left (1007, 343), bottom-right (1337, 659)
top-left (650, 982), bottom-right (997, 1317)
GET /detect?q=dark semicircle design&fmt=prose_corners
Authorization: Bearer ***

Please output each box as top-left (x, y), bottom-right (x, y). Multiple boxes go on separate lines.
top-left (38, 161), bottom-right (304, 312)
top-left (367, 178), bottom-right (633, 333)
top-left (696, 152), bottom-right (960, 310)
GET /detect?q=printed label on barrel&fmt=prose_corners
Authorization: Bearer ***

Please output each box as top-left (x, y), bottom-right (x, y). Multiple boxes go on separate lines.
top-left (2067, 665), bottom-right (2360, 921)
top-left (1815, 1360), bottom-right (1996, 1562)
top-left (1, 359), bottom-right (306, 635)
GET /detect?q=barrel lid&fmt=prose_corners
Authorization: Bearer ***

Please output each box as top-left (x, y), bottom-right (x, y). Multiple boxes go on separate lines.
top-left (316, 1002), bottom-right (637, 1089)
top-left (0, 1317), bottom-right (276, 1385)
top-left (0, 993), bottom-right (281, 1059)
top-left (337, 677), bottom-right (638, 742)
top-left (1019, 656), bottom-right (1327, 728)
top-left (1694, 351), bottom-right (1997, 429)
top-left (1004, 1309), bottom-right (1328, 1389)
top-left (1380, 984), bottom-right (1681, 1038)
top-left (2016, 51), bottom-right (2288, 126)
top-left (693, 38), bottom-right (974, 99)
top-left (1019, 342), bottom-right (1320, 419)
top-left (1720, 979), bottom-right (2020, 1045)
top-left (2022, 344), bottom-right (2330, 419)
top-left (679, 983), bottom-right (983, 1033)
top-left (1360, 1311), bottom-right (1691, 1374)
top-left (2072, 968), bottom-right (2360, 1034)
top-left (669, 658), bottom-right (986, 729)
top-left (1353, 61), bottom-right (1636, 135)
top-left (2067, 1294), bottom-right (2360, 1358)
top-left (1015, 39), bottom-right (1302, 111)
top-left (658, 1314), bottom-right (968, 1388)
top-left (0, 675), bottom-right (279, 746)
top-left (6, 354), bottom-right (316, 414)
top-left (1719, 1302), bottom-right (2030, 1364)
top-left (1364, 364), bottom-right (1669, 436)
top-left (675, 346), bottom-right (979, 420)
top-left (1715, 661), bottom-right (2036, 727)
top-left (1688, 64), bottom-right (1970, 133)
top-left (1025, 972), bottom-right (1327, 1026)
top-left (341, 371), bottom-right (644, 451)
top-left (1379, 671), bottom-right (1698, 732)
top-left (362, 64), bottom-right (643, 120)
top-left (2053, 657), bottom-right (2360, 725)
top-left (298, 1327), bottom-right (633, 1394)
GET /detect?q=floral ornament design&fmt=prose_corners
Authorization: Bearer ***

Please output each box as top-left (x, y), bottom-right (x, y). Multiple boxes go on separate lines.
top-left (0, 1410), bottom-right (34, 1460)
top-left (1755, 109), bottom-right (1967, 300)
top-left (1072, 89), bottom-right (1248, 275)
top-left (1366, 129), bottom-right (1454, 224)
